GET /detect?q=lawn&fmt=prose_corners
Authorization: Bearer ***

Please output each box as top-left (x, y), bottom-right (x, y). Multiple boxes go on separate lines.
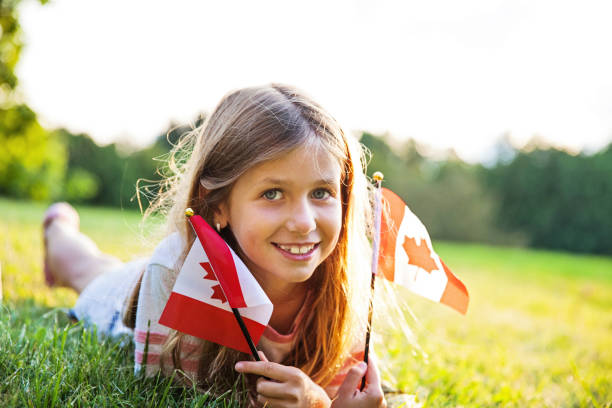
top-left (1, 198), bottom-right (611, 407)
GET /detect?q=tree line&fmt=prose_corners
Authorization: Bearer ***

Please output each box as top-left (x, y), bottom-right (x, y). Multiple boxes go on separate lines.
top-left (2, 115), bottom-right (611, 255)
top-left (360, 132), bottom-right (611, 255)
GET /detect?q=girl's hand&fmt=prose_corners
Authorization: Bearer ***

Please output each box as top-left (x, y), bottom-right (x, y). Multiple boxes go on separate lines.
top-left (235, 352), bottom-right (332, 408)
top-left (331, 355), bottom-right (386, 408)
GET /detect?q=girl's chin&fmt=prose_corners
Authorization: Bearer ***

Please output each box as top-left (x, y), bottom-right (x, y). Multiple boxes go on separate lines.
top-left (276, 266), bottom-right (319, 287)
top-left (248, 263), bottom-right (317, 288)
top-left (272, 266), bottom-right (317, 284)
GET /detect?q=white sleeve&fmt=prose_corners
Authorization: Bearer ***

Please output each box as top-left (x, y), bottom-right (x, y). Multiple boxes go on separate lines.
top-left (133, 262), bottom-right (176, 376)
top-left (132, 232), bottom-right (203, 379)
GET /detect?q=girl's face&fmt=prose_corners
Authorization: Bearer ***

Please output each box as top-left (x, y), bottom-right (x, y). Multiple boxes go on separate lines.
top-left (217, 144), bottom-right (343, 292)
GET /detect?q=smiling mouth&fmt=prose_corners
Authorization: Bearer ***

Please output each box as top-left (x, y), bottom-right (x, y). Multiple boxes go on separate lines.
top-left (272, 243), bottom-right (320, 255)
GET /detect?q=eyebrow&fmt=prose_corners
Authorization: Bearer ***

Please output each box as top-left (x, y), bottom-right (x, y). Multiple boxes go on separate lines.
top-left (258, 177), bottom-right (339, 186)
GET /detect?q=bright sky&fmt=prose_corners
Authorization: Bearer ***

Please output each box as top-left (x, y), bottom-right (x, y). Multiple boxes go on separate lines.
top-left (18, 0), bottom-right (612, 163)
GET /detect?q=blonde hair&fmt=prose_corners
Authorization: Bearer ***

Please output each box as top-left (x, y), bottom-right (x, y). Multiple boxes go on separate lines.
top-left (140, 84), bottom-right (373, 395)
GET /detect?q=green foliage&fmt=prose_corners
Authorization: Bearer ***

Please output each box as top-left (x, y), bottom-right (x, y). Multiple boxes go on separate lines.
top-left (359, 132), bottom-right (521, 245)
top-left (58, 130), bottom-right (127, 206)
top-left (0, 0), bottom-right (23, 95)
top-left (64, 167), bottom-right (99, 202)
top-left (0, 0), bottom-right (49, 100)
top-left (0, 0), bottom-right (65, 201)
top-left (55, 116), bottom-right (206, 209)
top-left (0, 105), bottom-right (66, 200)
top-left (55, 129), bottom-right (162, 208)
top-left (361, 131), bottom-right (611, 254)
top-left (486, 144), bottom-right (612, 255)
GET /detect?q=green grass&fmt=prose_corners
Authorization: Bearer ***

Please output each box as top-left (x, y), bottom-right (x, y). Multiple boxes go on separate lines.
top-left (0, 301), bottom-right (248, 407)
top-left (1, 197), bottom-right (611, 407)
top-left (382, 244), bottom-right (612, 407)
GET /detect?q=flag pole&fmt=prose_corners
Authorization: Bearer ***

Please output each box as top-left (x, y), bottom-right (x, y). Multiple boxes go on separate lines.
top-left (231, 308), bottom-right (261, 361)
top-left (185, 208), bottom-right (261, 362)
top-left (361, 171), bottom-right (384, 390)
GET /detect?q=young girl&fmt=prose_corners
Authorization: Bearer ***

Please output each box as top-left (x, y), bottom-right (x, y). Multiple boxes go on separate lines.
top-left (43, 84), bottom-right (389, 407)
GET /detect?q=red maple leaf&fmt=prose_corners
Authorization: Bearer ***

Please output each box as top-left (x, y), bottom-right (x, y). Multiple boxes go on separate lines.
top-left (402, 236), bottom-right (437, 273)
top-left (210, 284), bottom-right (227, 304)
top-left (200, 262), bottom-right (216, 281)
top-left (200, 262), bottom-right (227, 303)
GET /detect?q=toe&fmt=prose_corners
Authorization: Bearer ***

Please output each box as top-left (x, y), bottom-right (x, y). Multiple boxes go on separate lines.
top-left (43, 202), bottom-right (79, 232)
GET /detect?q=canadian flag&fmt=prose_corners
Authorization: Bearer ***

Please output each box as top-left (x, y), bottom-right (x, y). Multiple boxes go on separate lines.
top-left (377, 188), bottom-right (469, 314)
top-left (159, 215), bottom-right (273, 353)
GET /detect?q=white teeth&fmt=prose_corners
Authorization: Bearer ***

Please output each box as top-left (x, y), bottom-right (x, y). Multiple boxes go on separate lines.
top-left (278, 244), bottom-right (315, 254)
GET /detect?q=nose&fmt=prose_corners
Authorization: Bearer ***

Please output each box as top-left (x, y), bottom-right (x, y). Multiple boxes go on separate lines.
top-left (285, 198), bottom-right (316, 235)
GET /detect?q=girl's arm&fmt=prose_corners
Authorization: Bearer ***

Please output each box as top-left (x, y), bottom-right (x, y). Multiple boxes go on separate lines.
top-left (234, 352), bottom-right (386, 408)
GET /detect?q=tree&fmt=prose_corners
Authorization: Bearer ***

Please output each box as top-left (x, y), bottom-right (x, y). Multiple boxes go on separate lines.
top-left (0, 104), bottom-right (65, 199)
top-left (359, 132), bottom-right (515, 244)
top-left (485, 144), bottom-right (612, 255)
top-left (1, 0), bottom-right (49, 101)
top-left (55, 115), bottom-right (207, 208)
top-left (0, 0), bottom-right (65, 201)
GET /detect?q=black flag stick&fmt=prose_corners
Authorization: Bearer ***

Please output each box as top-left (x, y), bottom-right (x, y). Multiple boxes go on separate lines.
top-left (231, 308), bottom-right (262, 361)
top-left (185, 208), bottom-right (261, 362)
top-left (361, 172), bottom-right (384, 391)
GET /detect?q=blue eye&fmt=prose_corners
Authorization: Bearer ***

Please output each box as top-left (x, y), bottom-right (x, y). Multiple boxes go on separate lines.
top-left (312, 189), bottom-right (331, 200)
top-left (263, 189), bottom-right (282, 201)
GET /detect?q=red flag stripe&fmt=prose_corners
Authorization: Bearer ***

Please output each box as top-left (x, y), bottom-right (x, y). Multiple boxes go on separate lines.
top-left (189, 215), bottom-right (247, 308)
top-left (158, 292), bottom-right (266, 354)
top-left (439, 261), bottom-right (469, 315)
top-left (377, 188), bottom-right (406, 281)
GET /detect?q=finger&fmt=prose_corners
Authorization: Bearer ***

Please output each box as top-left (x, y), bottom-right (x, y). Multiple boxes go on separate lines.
top-left (335, 362), bottom-right (367, 399)
top-left (235, 360), bottom-right (293, 382)
top-left (256, 378), bottom-right (294, 399)
top-left (364, 354), bottom-right (382, 390)
top-left (256, 393), bottom-right (292, 408)
top-left (362, 354), bottom-right (385, 406)
top-left (253, 351), bottom-right (271, 381)
top-left (257, 350), bottom-right (269, 362)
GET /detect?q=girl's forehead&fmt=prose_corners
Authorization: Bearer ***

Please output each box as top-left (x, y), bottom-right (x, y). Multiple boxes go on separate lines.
top-left (239, 145), bottom-right (342, 186)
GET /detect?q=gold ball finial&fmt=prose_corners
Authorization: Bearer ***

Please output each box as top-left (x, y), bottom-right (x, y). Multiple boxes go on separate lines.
top-left (373, 171), bottom-right (384, 181)
top-left (185, 208), bottom-right (194, 217)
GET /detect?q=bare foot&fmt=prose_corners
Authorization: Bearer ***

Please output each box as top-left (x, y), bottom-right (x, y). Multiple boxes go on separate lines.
top-left (43, 203), bottom-right (79, 287)
top-left (43, 203), bottom-right (122, 293)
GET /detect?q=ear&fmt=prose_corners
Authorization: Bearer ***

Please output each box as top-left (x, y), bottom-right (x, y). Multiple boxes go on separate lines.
top-left (199, 183), bottom-right (230, 228)
top-left (198, 184), bottom-right (228, 228)
top-left (215, 201), bottom-right (229, 229)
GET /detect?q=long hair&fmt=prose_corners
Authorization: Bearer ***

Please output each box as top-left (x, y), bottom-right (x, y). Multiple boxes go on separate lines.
top-left (141, 84), bottom-right (372, 394)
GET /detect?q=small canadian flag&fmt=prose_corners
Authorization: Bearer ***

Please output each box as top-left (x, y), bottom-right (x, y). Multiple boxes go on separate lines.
top-left (159, 214), bottom-right (273, 353)
top-left (377, 188), bottom-right (469, 314)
